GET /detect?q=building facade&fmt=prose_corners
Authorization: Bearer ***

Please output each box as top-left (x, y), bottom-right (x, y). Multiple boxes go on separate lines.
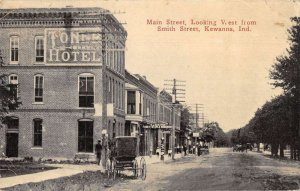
top-left (0, 7), bottom-right (126, 159)
top-left (124, 70), bottom-right (158, 156)
top-left (156, 89), bottom-right (181, 155)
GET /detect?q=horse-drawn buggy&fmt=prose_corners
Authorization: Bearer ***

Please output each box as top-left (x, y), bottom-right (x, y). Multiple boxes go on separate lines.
top-left (106, 136), bottom-right (146, 180)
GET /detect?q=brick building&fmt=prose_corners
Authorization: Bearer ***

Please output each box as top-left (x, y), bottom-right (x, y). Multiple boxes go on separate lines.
top-left (124, 70), bottom-right (158, 156)
top-left (157, 89), bottom-right (181, 154)
top-left (0, 7), bottom-right (126, 159)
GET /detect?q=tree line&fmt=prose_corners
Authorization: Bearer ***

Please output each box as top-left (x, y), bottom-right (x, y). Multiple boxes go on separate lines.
top-left (228, 17), bottom-right (300, 159)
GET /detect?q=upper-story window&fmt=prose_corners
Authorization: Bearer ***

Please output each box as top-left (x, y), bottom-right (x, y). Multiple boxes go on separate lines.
top-left (9, 74), bottom-right (18, 85)
top-left (79, 74), bottom-right (94, 108)
top-left (34, 75), bottom-right (44, 103)
top-left (35, 36), bottom-right (44, 62)
top-left (159, 105), bottom-right (164, 121)
top-left (139, 92), bottom-right (142, 115)
top-left (10, 36), bottom-right (19, 64)
top-left (127, 91), bottom-right (136, 114)
top-left (9, 74), bottom-right (18, 98)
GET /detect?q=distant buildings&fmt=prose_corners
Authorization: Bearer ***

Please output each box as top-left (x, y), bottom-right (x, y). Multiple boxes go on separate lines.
top-left (157, 89), bottom-right (181, 154)
top-left (124, 71), bottom-right (181, 156)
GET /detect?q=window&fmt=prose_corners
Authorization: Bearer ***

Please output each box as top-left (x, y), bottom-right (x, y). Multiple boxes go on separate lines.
top-left (139, 93), bottom-right (142, 115)
top-left (9, 74), bottom-right (18, 85)
top-left (159, 106), bottom-right (164, 121)
top-left (127, 91), bottom-right (136, 114)
top-left (109, 77), bottom-right (112, 103)
top-left (9, 74), bottom-right (18, 98)
top-left (78, 120), bottom-right (93, 153)
top-left (120, 83), bottom-right (123, 110)
top-left (121, 51), bottom-right (125, 73)
top-left (7, 117), bottom-right (19, 129)
top-left (34, 75), bottom-right (43, 103)
top-left (112, 122), bottom-right (116, 138)
top-left (105, 40), bottom-right (109, 67)
top-left (118, 83), bottom-right (120, 108)
top-left (113, 43), bottom-right (116, 70)
top-left (10, 36), bottom-right (19, 63)
top-left (110, 42), bottom-right (113, 69)
top-left (79, 74), bottom-right (94, 108)
top-left (116, 45), bottom-right (119, 72)
top-left (111, 79), bottom-right (115, 103)
top-left (35, 36), bottom-right (44, 62)
top-left (114, 81), bottom-right (117, 105)
top-left (116, 82), bottom-right (118, 108)
top-left (33, 119), bottom-right (42, 147)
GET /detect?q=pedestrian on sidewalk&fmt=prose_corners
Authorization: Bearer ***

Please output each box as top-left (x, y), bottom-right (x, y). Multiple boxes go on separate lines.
top-left (160, 137), bottom-right (165, 161)
top-left (95, 139), bottom-right (102, 165)
top-left (197, 144), bottom-right (201, 156)
top-left (183, 144), bottom-right (187, 156)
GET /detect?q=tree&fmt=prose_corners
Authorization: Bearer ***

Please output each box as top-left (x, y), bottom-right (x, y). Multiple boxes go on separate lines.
top-left (249, 94), bottom-right (293, 157)
top-left (0, 51), bottom-right (22, 128)
top-left (269, 17), bottom-right (300, 159)
top-left (200, 122), bottom-right (230, 147)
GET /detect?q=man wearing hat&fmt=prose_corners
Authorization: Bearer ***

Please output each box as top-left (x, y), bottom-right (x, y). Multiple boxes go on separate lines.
top-left (95, 139), bottom-right (102, 165)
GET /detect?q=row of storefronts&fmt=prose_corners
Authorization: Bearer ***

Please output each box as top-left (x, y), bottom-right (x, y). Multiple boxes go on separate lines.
top-left (124, 71), bottom-right (181, 156)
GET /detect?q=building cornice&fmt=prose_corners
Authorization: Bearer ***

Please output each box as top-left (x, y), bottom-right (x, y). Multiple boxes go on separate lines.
top-left (0, 7), bottom-right (127, 37)
top-left (12, 108), bottom-right (96, 113)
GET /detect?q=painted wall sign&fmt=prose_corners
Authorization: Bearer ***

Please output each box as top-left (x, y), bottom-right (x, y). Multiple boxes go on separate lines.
top-left (45, 28), bottom-right (102, 64)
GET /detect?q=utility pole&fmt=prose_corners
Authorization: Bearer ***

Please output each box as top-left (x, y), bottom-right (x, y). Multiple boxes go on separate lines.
top-left (164, 79), bottom-right (186, 160)
top-left (188, 104), bottom-right (206, 154)
top-left (164, 79), bottom-right (186, 103)
top-left (188, 104), bottom-right (204, 129)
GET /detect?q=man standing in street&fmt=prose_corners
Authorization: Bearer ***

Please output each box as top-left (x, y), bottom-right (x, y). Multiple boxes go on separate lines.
top-left (95, 139), bottom-right (102, 165)
top-left (160, 137), bottom-right (165, 161)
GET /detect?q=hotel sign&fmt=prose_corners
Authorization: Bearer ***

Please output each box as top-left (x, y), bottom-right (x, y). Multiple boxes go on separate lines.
top-left (45, 28), bottom-right (102, 64)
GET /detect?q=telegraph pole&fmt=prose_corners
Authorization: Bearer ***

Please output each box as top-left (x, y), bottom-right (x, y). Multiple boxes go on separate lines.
top-left (188, 104), bottom-right (204, 129)
top-left (164, 79), bottom-right (186, 160)
top-left (164, 79), bottom-right (186, 103)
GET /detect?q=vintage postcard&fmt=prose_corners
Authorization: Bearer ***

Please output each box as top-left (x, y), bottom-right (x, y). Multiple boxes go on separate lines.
top-left (0, 0), bottom-right (300, 190)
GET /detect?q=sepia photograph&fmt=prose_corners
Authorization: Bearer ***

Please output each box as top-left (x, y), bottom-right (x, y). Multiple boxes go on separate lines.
top-left (0, 0), bottom-right (300, 190)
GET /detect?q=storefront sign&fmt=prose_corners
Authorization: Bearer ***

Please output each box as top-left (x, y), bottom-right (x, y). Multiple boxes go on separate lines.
top-left (144, 124), bottom-right (173, 129)
top-left (46, 28), bottom-right (102, 64)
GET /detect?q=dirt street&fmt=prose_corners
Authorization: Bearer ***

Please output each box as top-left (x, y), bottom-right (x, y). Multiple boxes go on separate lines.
top-left (109, 148), bottom-right (300, 190)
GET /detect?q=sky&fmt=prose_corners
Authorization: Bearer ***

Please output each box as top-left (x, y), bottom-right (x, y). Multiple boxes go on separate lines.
top-left (2, 0), bottom-right (300, 132)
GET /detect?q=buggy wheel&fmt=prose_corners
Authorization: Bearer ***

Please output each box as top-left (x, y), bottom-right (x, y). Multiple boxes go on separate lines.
top-left (140, 157), bottom-right (147, 180)
top-left (106, 159), bottom-right (111, 178)
top-left (112, 159), bottom-right (117, 180)
top-left (133, 159), bottom-right (138, 178)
